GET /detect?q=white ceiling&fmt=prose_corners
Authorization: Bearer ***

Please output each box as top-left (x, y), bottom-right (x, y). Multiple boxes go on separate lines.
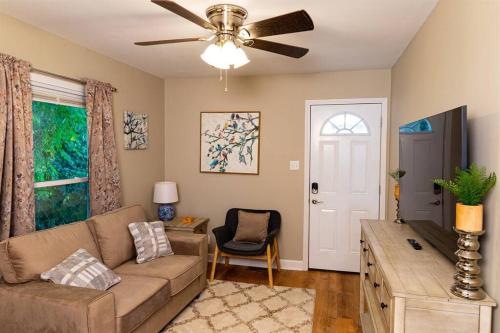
top-left (0, 0), bottom-right (438, 78)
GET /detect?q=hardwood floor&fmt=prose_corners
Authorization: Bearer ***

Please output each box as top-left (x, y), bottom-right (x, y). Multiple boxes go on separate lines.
top-left (207, 264), bottom-right (361, 333)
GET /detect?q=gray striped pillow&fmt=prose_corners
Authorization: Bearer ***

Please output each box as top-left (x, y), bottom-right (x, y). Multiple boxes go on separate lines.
top-left (41, 248), bottom-right (121, 290)
top-left (128, 221), bottom-right (174, 264)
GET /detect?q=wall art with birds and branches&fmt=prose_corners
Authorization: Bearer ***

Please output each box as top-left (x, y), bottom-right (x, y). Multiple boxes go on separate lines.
top-left (200, 112), bottom-right (260, 174)
top-left (124, 111), bottom-right (148, 150)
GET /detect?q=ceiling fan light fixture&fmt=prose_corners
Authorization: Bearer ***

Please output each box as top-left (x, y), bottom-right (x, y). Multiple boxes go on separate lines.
top-left (201, 39), bottom-right (250, 70)
top-left (233, 47), bottom-right (250, 68)
top-left (201, 43), bottom-right (229, 69)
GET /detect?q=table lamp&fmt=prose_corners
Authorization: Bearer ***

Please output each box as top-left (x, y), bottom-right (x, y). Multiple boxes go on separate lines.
top-left (154, 181), bottom-right (178, 221)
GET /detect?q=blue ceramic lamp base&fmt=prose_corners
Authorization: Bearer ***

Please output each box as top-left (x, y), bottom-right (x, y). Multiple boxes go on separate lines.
top-left (158, 203), bottom-right (175, 221)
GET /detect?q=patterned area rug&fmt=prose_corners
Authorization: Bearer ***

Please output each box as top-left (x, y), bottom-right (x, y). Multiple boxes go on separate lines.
top-left (163, 280), bottom-right (315, 333)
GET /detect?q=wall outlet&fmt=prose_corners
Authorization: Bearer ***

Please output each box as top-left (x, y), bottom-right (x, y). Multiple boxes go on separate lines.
top-left (289, 160), bottom-right (300, 171)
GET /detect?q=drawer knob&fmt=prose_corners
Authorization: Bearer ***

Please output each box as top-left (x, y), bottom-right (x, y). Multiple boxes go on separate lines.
top-left (373, 282), bottom-right (380, 288)
top-left (362, 248), bottom-right (368, 252)
top-left (360, 240), bottom-right (365, 244)
top-left (367, 262), bottom-right (373, 267)
top-left (380, 302), bottom-right (388, 309)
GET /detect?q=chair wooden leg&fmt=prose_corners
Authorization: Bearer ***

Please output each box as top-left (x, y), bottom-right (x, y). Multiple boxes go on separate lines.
top-left (274, 238), bottom-right (281, 271)
top-left (224, 256), bottom-right (229, 267)
top-left (210, 245), bottom-right (219, 282)
top-left (266, 244), bottom-right (274, 288)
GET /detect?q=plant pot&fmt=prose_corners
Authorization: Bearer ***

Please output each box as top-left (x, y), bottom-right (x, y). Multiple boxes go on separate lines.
top-left (394, 184), bottom-right (400, 200)
top-left (456, 203), bottom-right (483, 232)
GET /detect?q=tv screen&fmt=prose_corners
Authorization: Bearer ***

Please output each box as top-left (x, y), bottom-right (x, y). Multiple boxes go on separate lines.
top-left (399, 106), bottom-right (467, 262)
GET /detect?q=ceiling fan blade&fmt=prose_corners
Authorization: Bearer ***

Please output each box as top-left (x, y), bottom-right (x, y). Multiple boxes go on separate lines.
top-left (245, 39), bottom-right (309, 58)
top-left (135, 37), bottom-right (205, 46)
top-left (240, 10), bottom-right (314, 38)
top-left (152, 0), bottom-right (216, 31)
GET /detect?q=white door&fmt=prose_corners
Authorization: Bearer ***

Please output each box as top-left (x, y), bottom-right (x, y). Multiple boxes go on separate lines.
top-left (309, 103), bottom-right (382, 272)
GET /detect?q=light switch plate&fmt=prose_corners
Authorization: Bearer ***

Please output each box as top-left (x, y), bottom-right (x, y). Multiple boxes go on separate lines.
top-left (289, 160), bottom-right (300, 171)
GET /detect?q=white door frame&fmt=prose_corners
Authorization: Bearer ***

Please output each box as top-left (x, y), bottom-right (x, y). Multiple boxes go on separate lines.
top-left (303, 98), bottom-right (388, 270)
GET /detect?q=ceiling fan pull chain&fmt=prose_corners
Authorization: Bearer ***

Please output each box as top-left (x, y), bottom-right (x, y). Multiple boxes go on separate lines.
top-left (224, 69), bottom-right (228, 92)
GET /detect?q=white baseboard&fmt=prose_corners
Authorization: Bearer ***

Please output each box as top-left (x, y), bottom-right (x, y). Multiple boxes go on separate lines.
top-left (208, 254), bottom-right (307, 271)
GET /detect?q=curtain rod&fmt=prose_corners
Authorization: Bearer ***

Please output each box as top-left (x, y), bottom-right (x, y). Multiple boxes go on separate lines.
top-left (31, 68), bottom-right (118, 92)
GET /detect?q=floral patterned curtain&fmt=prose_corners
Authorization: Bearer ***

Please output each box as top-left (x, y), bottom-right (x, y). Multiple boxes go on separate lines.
top-left (0, 54), bottom-right (35, 240)
top-left (85, 80), bottom-right (121, 215)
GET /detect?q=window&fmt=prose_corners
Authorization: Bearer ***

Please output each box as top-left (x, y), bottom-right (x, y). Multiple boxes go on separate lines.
top-left (321, 112), bottom-right (369, 135)
top-left (31, 73), bottom-right (89, 230)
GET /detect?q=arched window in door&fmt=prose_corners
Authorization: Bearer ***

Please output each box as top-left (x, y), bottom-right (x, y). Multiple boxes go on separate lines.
top-left (321, 112), bottom-right (369, 135)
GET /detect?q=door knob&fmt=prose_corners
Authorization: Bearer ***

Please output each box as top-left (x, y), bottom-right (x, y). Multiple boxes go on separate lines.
top-left (429, 200), bottom-right (441, 206)
top-left (311, 199), bottom-right (323, 205)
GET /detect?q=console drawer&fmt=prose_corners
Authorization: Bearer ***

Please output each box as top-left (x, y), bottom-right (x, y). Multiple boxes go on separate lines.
top-left (373, 266), bottom-right (383, 301)
top-left (380, 283), bottom-right (391, 326)
top-left (361, 232), bottom-right (369, 262)
top-left (367, 247), bottom-right (377, 280)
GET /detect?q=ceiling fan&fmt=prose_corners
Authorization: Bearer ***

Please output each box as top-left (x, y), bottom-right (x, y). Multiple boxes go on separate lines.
top-left (135, 0), bottom-right (314, 70)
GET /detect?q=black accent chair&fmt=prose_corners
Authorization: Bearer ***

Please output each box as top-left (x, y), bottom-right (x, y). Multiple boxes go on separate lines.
top-left (210, 208), bottom-right (281, 287)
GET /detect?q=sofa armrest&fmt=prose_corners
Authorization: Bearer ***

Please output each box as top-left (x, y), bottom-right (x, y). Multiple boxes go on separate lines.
top-left (0, 281), bottom-right (115, 333)
top-left (167, 231), bottom-right (208, 257)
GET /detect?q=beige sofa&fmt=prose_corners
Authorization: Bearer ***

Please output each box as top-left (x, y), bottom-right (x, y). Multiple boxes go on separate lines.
top-left (0, 205), bottom-right (208, 333)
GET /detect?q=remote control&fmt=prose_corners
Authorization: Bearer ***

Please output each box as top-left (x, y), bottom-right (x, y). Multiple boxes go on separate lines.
top-left (407, 238), bottom-right (422, 250)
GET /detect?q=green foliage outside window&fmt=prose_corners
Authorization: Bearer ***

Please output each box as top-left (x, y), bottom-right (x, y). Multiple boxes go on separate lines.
top-left (33, 101), bottom-right (89, 230)
top-left (35, 183), bottom-right (89, 230)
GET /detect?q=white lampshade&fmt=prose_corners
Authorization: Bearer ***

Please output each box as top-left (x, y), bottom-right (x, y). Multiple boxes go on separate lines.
top-left (153, 181), bottom-right (178, 204)
top-left (201, 44), bottom-right (229, 70)
top-left (233, 47), bottom-right (250, 68)
top-left (200, 40), bottom-right (250, 70)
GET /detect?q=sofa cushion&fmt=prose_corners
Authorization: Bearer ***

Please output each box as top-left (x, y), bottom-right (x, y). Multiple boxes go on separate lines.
top-left (111, 274), bottom-right (170, 333)
top-left (87, 205), bottom-right (147, 269)
top-left (41, 249), bottom-right (121, 291)
top-left (0, 221), bottom-right (102, 283)
top-left (114, 255), bottom-right (203, 296)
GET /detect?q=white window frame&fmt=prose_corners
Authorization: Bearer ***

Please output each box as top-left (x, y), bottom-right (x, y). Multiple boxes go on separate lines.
top-left (31, 72), bottom-right (88, 189)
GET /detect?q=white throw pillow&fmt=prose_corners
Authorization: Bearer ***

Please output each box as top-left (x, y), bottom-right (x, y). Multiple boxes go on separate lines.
top-left (41, 248), bottom-right (121, 291)
top-left (128, 221), bottom-right (174, 264)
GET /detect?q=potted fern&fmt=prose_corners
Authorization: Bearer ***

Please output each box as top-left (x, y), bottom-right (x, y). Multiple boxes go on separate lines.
top-left (434, 164), bottom-right (496, 232)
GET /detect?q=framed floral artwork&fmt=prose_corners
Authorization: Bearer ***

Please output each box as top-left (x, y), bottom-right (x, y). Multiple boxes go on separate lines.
top-left (200, 112), bottom-right (260, 174)
top-left (124, 111), bottom-right (148, 150)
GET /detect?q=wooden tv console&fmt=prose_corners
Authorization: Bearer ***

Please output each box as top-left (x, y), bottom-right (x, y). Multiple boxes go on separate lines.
top-left (360, 220), bottom-right (496, 333)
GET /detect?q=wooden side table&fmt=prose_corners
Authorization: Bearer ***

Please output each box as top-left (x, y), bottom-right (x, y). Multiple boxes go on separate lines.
top-left (163, 217), bottom-right (209, 235)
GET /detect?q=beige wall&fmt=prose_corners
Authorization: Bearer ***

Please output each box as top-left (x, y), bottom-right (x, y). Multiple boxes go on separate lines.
top-left (0, 14), bottom-right (165, 217)
top-left (165, 70), bottom-right (391, 261)
top-left (391, 0), bottom-right (500, 328)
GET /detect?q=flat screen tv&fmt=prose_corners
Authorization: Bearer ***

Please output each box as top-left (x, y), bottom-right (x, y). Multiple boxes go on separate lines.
top-left (399, 106), bottom-right (467, 263)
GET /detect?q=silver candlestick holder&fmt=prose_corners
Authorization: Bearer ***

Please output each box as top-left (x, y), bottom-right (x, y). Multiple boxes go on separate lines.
top-left (451, 228), bottom-right (486, 300)
top-left (394, 198), bottom-right (404, 224)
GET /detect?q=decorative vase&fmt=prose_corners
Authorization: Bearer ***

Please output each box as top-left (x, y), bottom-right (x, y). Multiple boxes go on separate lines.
top-left (394, 183), bottom-right (400, 200)
top-left (158, 203), bottom-right (175, 221)
top-left (452, 203), bottom-right (486, 300)
top-left (456, 203), bottom-right (483, 232)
